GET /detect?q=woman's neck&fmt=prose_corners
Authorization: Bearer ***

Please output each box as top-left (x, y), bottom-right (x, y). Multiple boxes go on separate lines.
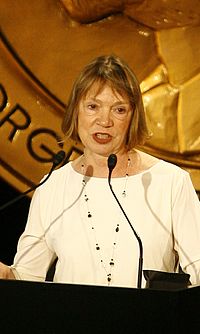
top-left (73, 149), bottom-right (138, 178)
top-left (72, 149), bottom-right (160, 178)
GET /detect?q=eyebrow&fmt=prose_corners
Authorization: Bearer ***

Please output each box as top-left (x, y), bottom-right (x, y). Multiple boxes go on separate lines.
top-left (84, 97), bottom-right (129, 106)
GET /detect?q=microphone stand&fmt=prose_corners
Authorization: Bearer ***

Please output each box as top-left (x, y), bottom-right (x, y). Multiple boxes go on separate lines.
top-left (108, 154), bottom-right (143, 289)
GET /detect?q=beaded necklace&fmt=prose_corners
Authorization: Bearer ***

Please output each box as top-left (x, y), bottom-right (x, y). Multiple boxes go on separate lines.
top-left (81, 157), bottom-right (131, 285)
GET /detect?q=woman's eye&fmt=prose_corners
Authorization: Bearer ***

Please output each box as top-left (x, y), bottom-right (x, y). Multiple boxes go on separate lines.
top-left (88, 104), bottom-right (96, 109)
top-left (114, 107), bottom-right (127, 114)
top-left (86, 103), bottom-right (98, 111)
top-left (118, 108), bottom-right (125, 113)
top-left (83, 102), bottom-right (99, 114)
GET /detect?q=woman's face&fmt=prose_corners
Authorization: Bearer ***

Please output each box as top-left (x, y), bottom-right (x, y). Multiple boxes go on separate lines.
top-left (77, 83), bottom-right (132, 157)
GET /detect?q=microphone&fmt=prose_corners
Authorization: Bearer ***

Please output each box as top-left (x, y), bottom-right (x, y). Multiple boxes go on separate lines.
top-left (107, 154), bottom-right (143, 289)
top-left (0, 150), bottom-right (66, 212)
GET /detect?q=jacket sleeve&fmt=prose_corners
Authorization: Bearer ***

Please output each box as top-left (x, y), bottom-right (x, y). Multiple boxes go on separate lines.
top-left (11, 186), bottom-right (56, 281)
top-left (172, 171), bottom-right (200, 285)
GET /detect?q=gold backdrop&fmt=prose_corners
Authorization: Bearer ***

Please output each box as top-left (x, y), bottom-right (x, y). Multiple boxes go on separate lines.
top-left (0, 0), bottom-right (200, 193)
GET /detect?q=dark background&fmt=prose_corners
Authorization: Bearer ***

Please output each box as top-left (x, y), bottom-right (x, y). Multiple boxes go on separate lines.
top-left (0, 177), bottom-right (30, 265)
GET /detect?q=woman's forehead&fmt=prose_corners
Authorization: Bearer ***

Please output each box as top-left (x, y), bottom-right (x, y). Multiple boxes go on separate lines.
top-left (83, 81), bottom-right (128, 101)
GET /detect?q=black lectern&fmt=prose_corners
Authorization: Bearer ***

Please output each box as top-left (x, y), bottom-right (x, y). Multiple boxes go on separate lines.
top-left (0, 280), bottom-right (199, 333)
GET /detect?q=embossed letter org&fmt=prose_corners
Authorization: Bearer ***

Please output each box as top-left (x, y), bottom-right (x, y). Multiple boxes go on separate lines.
top-left (0, 103), bottom-right (31, 141)
top-left (27, 128), bottom-right (63, 162)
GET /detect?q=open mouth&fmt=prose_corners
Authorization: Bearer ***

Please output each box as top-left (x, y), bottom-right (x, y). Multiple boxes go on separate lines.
top-left (93, 133), bottom-right (112, 144)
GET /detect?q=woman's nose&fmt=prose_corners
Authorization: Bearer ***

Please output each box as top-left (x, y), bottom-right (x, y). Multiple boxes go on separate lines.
top-left (96, 109), bottom-right (113, 127)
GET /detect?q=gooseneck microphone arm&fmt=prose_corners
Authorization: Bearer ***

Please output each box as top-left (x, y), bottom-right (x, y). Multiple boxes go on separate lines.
top-left (0, 150), bottom-right (66, 212)
top-left (107, 154), bottom-right (143, 289)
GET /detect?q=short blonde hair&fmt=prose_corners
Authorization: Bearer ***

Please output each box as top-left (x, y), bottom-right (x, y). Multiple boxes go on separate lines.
top-left (62, 55), bottom-right (149, 149)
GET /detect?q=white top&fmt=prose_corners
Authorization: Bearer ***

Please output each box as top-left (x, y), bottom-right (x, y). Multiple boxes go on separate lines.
top-left (11, 160), bottom-right (200, 288)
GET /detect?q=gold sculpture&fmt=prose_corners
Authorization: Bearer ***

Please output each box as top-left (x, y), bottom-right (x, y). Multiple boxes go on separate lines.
top-left (0, 0), bottom-right (199, 193)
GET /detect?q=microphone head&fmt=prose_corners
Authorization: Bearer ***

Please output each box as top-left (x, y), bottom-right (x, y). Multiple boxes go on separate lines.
top-left (53, 150), bottom-right (66, 167)
top-left (108, 154), bottom-right (117, 171)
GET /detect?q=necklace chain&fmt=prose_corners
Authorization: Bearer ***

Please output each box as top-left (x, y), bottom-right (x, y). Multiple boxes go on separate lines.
top-left (81, 156), bottom-right (131, 286)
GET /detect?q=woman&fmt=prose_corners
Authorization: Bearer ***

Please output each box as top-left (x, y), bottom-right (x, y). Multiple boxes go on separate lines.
top-left (1, 55), bottom-right (200, 288)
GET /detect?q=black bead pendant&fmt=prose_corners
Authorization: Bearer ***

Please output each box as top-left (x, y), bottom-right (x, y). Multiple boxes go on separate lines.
top-left (107, 274), bottom-right (111, 282)
top-left (110, 259), bottom-right (114, 266)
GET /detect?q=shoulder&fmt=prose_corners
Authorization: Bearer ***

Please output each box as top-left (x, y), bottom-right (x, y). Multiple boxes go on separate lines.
top-left (39, 161), bottom-right (74, 194)
top-left (135, 149), bottom-right (159, 170)
top-left (135, 150), bottom-right (191, 186)
top-left (32, 160), bottom-right (83, 208)
top-left (135, 149), bottom-right (187, 176)
top-left (49, 161), bottom-right (73, 181)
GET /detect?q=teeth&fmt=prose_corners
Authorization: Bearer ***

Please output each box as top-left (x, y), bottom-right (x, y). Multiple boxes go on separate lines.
top-left (96, 133), bottom-right (110, 139)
